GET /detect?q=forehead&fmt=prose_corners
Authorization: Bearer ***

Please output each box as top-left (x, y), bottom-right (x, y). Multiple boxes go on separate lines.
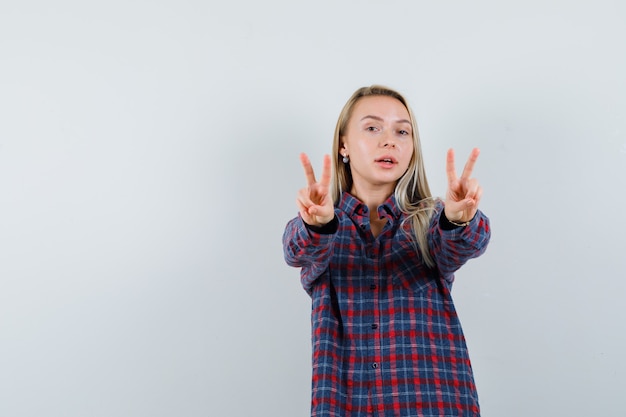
top-left (351, 95), bottom-right (410, 121)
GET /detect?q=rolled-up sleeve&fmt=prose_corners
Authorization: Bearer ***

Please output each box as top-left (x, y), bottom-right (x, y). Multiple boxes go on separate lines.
top-left (282, 214), bottom-right (337, 293)
top-left (429, 205), bottom-right (491, 282)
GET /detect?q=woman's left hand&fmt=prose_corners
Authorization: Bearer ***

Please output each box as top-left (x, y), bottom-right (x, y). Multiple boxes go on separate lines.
top-left (444, 148), bottom-right (483, 223)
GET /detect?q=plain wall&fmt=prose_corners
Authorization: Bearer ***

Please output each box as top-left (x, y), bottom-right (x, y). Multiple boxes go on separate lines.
top-left (1, 1), bottom-right (625, 416)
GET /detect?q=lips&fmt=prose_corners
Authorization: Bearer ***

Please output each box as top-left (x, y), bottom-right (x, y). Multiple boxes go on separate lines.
top-left (375, 155), bottom-right (397, 164)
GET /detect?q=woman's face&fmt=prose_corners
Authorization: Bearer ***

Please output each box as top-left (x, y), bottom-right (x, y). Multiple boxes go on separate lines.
top-left (341, 95), bottom-right (414, 196)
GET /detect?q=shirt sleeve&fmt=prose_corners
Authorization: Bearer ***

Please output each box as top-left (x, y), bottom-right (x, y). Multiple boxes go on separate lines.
top-left (428, 203), bottom-right (491, 283)
top-left (282, 214), bottom-right (337, 293)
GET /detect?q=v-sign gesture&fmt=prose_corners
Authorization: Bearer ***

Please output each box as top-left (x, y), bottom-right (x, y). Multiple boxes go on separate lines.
top-left (445, 148), bottom-right (483, 223)
top-left (297, 153), bottom-right (334, 227)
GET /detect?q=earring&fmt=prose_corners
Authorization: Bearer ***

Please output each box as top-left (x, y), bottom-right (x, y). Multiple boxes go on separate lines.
top-left (342, 154), bottom-right (349, 163)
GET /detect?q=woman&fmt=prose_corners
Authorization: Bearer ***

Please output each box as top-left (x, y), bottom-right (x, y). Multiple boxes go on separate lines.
top-left (283, 85), bottom-right (491, 416)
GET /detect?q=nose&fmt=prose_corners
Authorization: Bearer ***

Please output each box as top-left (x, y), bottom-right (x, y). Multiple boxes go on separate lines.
top-left (381, 131), bottom-right (396, 148)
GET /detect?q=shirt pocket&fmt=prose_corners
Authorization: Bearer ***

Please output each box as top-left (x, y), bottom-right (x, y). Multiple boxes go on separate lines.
top-left (386, 234), bottom-right (438, 294)
top-left (392, 267), bottom-right (438, 294)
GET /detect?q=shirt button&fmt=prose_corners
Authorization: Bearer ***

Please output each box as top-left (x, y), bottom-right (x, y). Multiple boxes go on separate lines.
top-left (371, 324), bottom-right (378, 330)
top-left (372, 363), bottom-right (378, 369)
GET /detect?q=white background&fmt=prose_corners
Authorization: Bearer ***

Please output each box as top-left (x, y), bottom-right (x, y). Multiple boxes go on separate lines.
top-left (1, 1), bottom-right (625, 416)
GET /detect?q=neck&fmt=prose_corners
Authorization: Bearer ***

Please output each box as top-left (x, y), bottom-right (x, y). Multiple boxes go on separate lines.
top-left (350, 183), bottom-right (394, 215)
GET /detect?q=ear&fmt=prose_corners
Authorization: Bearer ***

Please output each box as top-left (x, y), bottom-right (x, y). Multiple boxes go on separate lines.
top-left (340, 138), bottom-right (348, 155)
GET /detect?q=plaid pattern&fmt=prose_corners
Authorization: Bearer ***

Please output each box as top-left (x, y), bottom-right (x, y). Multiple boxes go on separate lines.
top-left (283, 192), bottom-right (491, 417)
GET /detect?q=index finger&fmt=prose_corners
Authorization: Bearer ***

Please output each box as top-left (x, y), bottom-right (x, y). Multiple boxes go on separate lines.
top-left (460, 148), bottom-right (480, 180)
top-left (446, 148), bottom-right (458, 184)
top-left (299, 153), bottom-right (317, 186)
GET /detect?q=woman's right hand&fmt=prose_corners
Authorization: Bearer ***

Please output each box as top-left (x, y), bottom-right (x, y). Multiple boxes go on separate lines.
top-left (296, 153), bottom-right (335, 226)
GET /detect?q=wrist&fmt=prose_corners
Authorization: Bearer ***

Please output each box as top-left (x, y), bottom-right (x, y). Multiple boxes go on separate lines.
top-left (448, 218), bottom-right (471, 227)
top-left (304, 215), bottom-right (338, 234)
top-left (441, 211), bottom-right (475, 230)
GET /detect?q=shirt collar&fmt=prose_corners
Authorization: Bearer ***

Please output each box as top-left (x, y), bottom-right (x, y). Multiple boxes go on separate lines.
top-left (378, 194), bottom-right (402, 222)
top-left (339, 191), bottom-right (402, 222)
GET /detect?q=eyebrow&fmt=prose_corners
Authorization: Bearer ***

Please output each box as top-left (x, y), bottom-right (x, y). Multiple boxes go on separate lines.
top-left (360, 115), bottom-right (412, 125)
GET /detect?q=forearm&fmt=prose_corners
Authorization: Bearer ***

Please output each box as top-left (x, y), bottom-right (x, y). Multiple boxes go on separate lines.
top-left (430, 209), bottom-right (491, 279)
top-left (282, 215), bottom-right (337, 289)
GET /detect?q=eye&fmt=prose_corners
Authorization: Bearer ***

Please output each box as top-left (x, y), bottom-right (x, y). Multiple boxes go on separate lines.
top-left (398, 129), bottom-right (410, 136)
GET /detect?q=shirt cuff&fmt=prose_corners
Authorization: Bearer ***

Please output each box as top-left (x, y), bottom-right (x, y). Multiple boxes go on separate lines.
top-left (439, 211), bottom-right (472, 230)
top-left (304, 215), bottom-right (339, 234)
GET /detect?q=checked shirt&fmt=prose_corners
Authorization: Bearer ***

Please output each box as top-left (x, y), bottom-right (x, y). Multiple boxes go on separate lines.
top-left (283, 192), bottom-right (491, 416)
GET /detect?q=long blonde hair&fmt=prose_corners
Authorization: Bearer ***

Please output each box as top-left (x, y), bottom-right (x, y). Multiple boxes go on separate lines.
top-left (330, 85), bottom-right (437, 267)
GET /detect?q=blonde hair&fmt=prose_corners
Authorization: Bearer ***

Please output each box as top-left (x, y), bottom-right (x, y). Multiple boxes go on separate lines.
top-left (331, 85), bottom-right (437, 267)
